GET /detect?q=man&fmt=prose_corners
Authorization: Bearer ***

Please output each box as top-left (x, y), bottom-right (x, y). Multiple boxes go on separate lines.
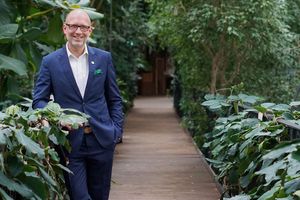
top-left (33, 9), bottom-right (123, 200)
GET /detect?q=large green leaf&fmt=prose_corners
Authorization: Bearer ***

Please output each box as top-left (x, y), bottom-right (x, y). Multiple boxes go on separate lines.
top-left (0, 112), bottom-right (7, 120)
top-left (61, 108), bottom-right (90, 118)
top-left (47, 148), bottom-right (59, 162)
top-left (38, 167), bottom-right (56, 187)
top-left (11, 43), bottom-right (28, 65)
top-left (261, 103), bottom-right (276, 109)
top-left (45, 102), bottom-right (61, 116)
top-left (262, 142), bottom-right (300, 160)
top-left (255, 160), bottom-right (286, 183)
top-left (0, 187), bottom-right (13, 200)
top-left (282, 112), bottom-right (295, 120)
top-left (76, 0), bottom-right (90, 6)
top-left (201, 99), bottom-right (223, 110)
top-left (245, 126), bottom-right (265, 139)
top-left (287, 153), bottom-right (300, 176)
top-left (29, 42), bottom-right (42, 72)
top-left (224, 194), bottom-right (251, 200)
top-left (19, 27), bottom-right (43, 41)
top-left (202, 99), bottom-right (222, 106)
top-left (36, 0), bottom-right (57, 7)
top-left (33, 41), bottom-right (54, 55)
top-left (0, 1), bottom-right (12, 26)
top-left (294, 190), bottom-right (300, 197)
top-left (6, 155), bottom-right (24, 177)
top-left (0, 171), bottom-right (34, 198)
top-left (272, 104), bottom-right (290, 112)
top-left (228, 95), bottom-right (240, 102)
top-left (40, 14), bottom-right (64, 45)
top-left (290, 101), bottom-right (300, 107)
top-left (59, 114), bottom-right (88, 129)
top-left (82, 9), bottom-right (104, 20)
top-left (0, 24), bottom-right (18, 43)
top-left (238, 94), bottom-right (262, 104)
top-left (55, 164), bottom-right (73, 174)
top-left (241, 118), bottom-right (260, 128)
top-left (285, 178), bottom-right (300, 194)
top-left (0, 53), bottom-right (27, 76)
top-left (0, 129), bottom-right (7, 145)
top-left (54, 0), bottom-right (69, 9)
top-left (49, 126), bottom-right (67, 145)
top-left (15, 129), bottom-right (45, 159)
top-left (257, 184), bottom-right (280, 200)
top-left (22, 172), bottom-right (47, 199)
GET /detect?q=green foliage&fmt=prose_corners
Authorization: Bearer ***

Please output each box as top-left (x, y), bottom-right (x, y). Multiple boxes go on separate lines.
top-left (202, 93), bottom-right (300, 199)
top-left (0, 0), bottom-right (103, 102)
top-left (0, 101), bottom-right (88, 199)
top-left (91, 0), bottom-right (150, 112)
top-left (147, 0), bottom-right (300, 102)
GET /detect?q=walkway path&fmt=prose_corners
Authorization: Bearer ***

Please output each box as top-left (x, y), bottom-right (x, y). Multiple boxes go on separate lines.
top-left (110, 97), bottom-right (220, 200)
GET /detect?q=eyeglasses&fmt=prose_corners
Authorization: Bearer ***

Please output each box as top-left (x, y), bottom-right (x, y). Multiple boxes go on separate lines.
top-left (65, 23), bottom-right (92, 32)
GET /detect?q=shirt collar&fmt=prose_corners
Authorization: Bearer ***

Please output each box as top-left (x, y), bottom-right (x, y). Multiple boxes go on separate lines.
top-left (66, 42), bottom-right (88, 58)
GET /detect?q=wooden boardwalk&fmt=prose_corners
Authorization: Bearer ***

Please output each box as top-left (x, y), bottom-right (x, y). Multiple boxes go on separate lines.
top-left (110, 97), bottom-right (220, 200)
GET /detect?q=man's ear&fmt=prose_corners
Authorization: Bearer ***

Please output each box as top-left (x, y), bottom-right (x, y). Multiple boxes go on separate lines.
top-left (62, 24), bottom-right (68, 34)
top-left (91, 21), bottom-right (95, 30)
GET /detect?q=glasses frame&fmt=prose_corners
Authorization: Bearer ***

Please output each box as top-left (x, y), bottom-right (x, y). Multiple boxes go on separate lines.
top-left (65, 23), bottom-right (93, 32)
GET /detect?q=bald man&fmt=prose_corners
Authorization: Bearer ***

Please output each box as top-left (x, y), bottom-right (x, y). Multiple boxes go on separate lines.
top-left (33, 9), bottom-right (123, 200)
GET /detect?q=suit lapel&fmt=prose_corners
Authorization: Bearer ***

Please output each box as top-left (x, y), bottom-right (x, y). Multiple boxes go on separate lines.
top-left (84, 46), bottom-right (97, 99)
top-left (60, 46), bottom-right (82, 99)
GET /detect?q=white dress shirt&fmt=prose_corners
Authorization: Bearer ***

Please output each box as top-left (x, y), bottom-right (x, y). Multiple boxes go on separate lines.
top-left (66, 43), bottom-right (89, 98)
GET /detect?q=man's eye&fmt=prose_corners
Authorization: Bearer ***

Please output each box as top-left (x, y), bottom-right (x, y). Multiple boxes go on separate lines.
top-left (80, 26), bottom-right (89, 30)
top-left (71, 25), bottom-right (79, 29)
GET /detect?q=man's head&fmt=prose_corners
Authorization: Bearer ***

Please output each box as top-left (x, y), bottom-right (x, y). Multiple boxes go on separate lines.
top-left (63, 9), bottom-right (93, 52)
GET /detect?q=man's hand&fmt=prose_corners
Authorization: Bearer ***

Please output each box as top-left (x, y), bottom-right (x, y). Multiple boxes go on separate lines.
top-left (42, 119), bottom-right (49, 127)
top-left (60, 123), bottom-right (84, 132)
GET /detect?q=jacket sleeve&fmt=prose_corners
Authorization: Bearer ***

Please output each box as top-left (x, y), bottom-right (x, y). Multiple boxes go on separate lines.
top-left (32, 57), bottom-right (52, 109)
top-left (104, 53), bottom-right (124, 137)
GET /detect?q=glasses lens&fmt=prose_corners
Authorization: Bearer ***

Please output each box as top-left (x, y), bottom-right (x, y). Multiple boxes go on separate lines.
top-left (70, 25), bottom-right (78, 31)
top-left (66, 24), bottom-right (90, 32)
top-left (80, 26), bottom-right (89, 32)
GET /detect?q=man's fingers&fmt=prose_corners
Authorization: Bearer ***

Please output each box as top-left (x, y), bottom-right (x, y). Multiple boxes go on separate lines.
top-left (66, 124), bottom-right (72, 131)
top-left (60, 123), bottom-right (73, 131)
top-left (42, 119), bottom-right (49, 127)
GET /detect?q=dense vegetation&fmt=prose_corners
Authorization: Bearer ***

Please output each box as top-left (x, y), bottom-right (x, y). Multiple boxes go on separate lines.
top-left (0, 0), bottom-right (148, 199)
top-left (1, 0), bottom-right (300, 199)
top-left (147, 0), bottom-right (300, 101)
top-left (146, 0), bottom-right (300, 199)
top-left (0, 0), bottom-right (148, 112)
top-left (202, 92), bottom-right (300, 199)
top-left (0, 101), bottom-right (88, 199)
top-left (90, 0), bottom-right (148, 112)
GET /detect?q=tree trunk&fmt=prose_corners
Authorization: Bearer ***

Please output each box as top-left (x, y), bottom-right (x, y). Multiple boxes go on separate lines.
top-left (210, 34), bottom-right (225, 94)
top-left (210, 51), bottom-right (221, 94)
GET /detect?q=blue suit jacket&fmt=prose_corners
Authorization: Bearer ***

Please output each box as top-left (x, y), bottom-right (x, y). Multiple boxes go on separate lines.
top-left (33, 45), bottom-right (123, 151)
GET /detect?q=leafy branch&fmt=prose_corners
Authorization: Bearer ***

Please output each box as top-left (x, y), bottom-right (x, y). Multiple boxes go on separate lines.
top-left (0, 101), bottom-right (88, 200)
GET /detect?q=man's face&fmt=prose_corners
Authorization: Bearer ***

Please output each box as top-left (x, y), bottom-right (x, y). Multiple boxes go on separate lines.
top-left (63, 11), bottom-right (92, 50)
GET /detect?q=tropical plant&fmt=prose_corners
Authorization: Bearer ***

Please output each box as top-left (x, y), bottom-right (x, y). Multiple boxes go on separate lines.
top-left (147, 0), bottom-right (300, 104)
top-left (0, 100), bottom-right (88, 199)
top-left (91, 0), bottom-right (150, 112)
top-left (202, 93), bottom-right (300, 199)
top-left (0, 0), bottom-right (103, 103)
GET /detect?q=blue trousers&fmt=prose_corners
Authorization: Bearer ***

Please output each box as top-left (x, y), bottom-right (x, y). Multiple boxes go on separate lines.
top-left (66, 133), bottom-right (114, 200)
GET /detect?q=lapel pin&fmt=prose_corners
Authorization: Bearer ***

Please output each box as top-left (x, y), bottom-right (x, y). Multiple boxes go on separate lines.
top-left (91, 61), bottom-right (95, 64)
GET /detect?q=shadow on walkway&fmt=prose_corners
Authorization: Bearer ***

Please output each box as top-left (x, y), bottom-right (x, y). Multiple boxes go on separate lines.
top-left (110, 97), bottom-right (220, 200)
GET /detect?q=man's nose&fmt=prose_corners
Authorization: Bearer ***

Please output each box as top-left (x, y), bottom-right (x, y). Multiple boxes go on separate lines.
top-left (75, 27), bottom-right (83, 33)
